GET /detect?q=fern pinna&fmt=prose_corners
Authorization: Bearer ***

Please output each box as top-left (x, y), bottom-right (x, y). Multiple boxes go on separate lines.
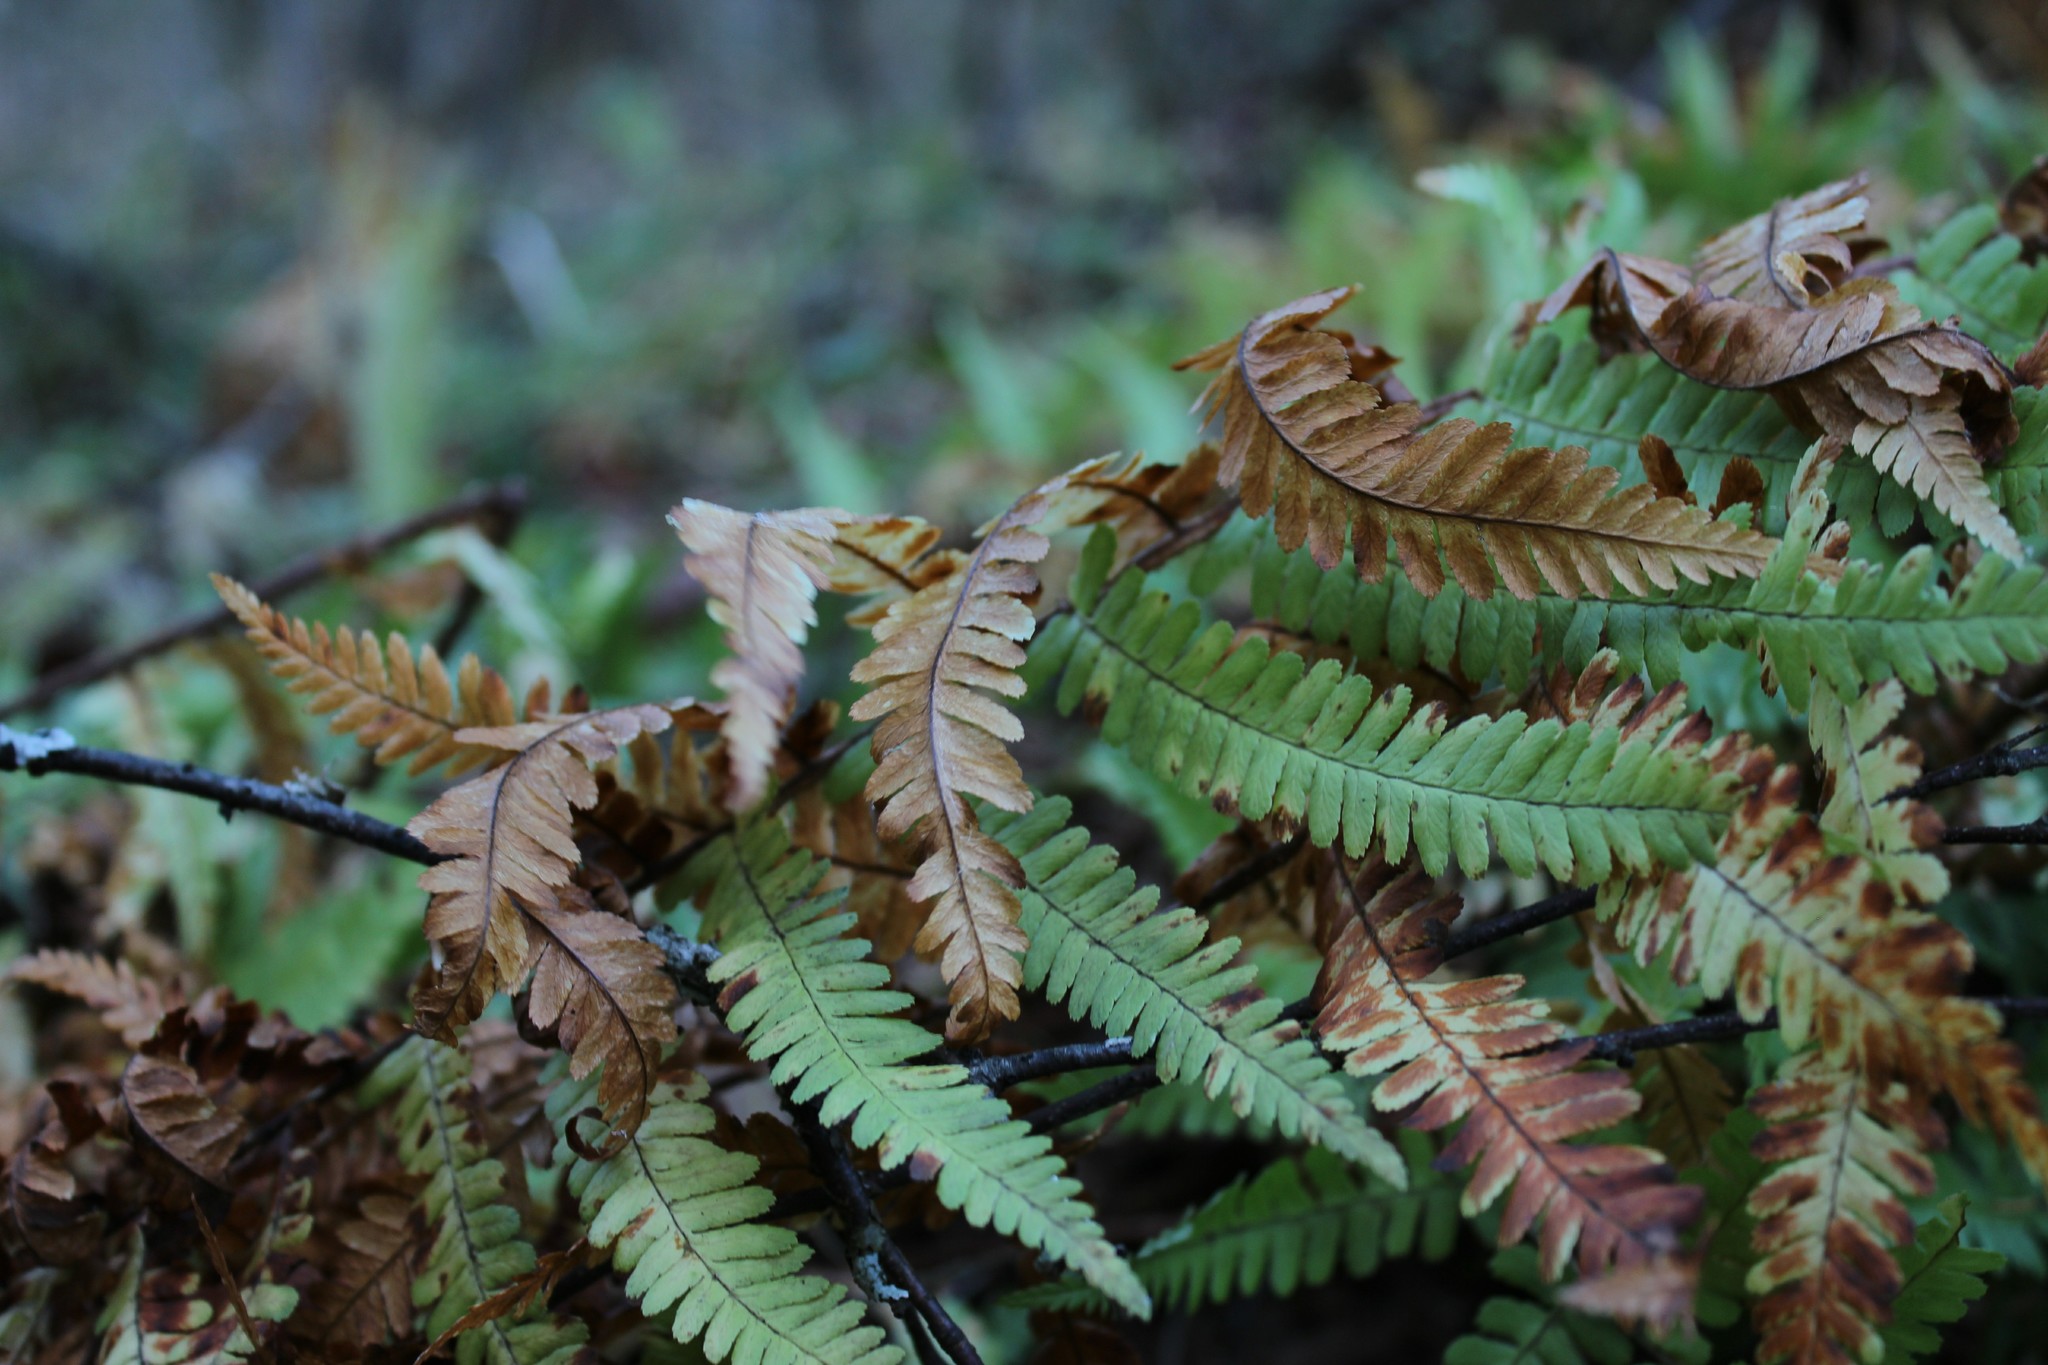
top-left (5, 164), bottom-right (2048, 1365)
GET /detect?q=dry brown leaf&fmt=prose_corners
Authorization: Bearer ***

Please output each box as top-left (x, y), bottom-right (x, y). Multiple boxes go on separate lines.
top-left (820, 515), bottom-right (965, 626)
top-left (1038, 446), bottom-right (1223, 566)
top-left (300, 1185), bottom-right (421, 1354)
top-left (789, 784), bottom-right (920, 961)
top-left (408, 704), bottom-right (674, 1044)
top-left (669, 501), bottom-right (844, 808)
top-left (8, 949), bottom-right (182, 1048)
top-left (849, 467), bottom-right (1088, 1041)
top-left (413, 1238), bottom-right (598, 1365)
top-left (1557, 1256), bottom-right (1701, 1338)
top-left (3, 1083), bottom-right (107, 1263)
top-left (1691, 175), bottom-right (1871, 306)
top-left (1314, 857), bottom-right (1702, 1281)
top-left (1999, 154), bottom-right (2048, 257)
top-left (1637, 433), bottom-right (1693, 503)
top-left (521, 881), bottom-right (679, 1127)
top-left (121, 1054), bottom-right (243, 1190)
top-left (1176, 287), bottom-right (1774, 600)
top-left (1746, 1052), bottom-right (1940, 1365)
top-left (214, 573), bottom-right (518, 777)
top-left (1710, 458), bottom-right (1767, 523)
top-left (1536, 186), bottom-right (2021, 558)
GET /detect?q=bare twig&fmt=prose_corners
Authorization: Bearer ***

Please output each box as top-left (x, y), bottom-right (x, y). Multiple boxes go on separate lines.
top-left (0, 725), bottom-right (438, 863)
top-left (0, 481), bottom-right (527, 722)
top-left (1942, 819), bottom-right (2048, 845)
top-left (1438, 888), bottom-right (1598, 959)
top-left (967, 1037), bottom-right (1134, 1091)
top-left (1889, 733), bottom-right (2048, 803)
top-left (1024, 1066), bottom-right (1164, 1132)
top-left (790, 1103), bottom-right (984, 1365)
top-left (1184, 834), bottom-right (1306, 912)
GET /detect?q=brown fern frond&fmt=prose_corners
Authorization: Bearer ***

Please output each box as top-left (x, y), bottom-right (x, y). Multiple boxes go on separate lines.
top-left (213, 573), bottom-right (518, 777)
top-left (1537, 184), bottom-right (2021, 557)
top-left (1606, 756), bottom-right (2048, 1188)
top-left (520, 879), bottom-right (678, 1126)
top-left (1040, 446), bottom-right (1223, 567)
top-left (8, 950), bottom-right (181, 1048)
top-left (1691, 175), bottom-right (1872, 306)
top-left (669, 500), bottom-right (844, 808)
top-left (120, 1054), bottom-right (242, 1190)
top-left (1746, 1051), bottom-right (1940, 1365)
top-left (849, 490), bottom-right (1055, 1043)
top-left (1312, 857), bottom-right (1702, 1281)
top-left (300, 1183), bottom-right (421, 1352)
top-left (408, 705), bottom-right (679, 1118)
top-left (788, 782), bottom-right (920, 961)
top-left (1174, 287), bottom-right (1774, 600)
top-left (821, 515), bottom-right (966, 626)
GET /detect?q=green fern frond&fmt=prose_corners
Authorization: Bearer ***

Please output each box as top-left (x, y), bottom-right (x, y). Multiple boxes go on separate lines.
top-left (1031, 528), bottom-right (1734, 884)
top-left (693, 820), bottom-right (1150, 1318)
top-left (1893, 205), bottom-right (2048, 361)
top-left (1989, 388), bottom-right (2048, 535)
top-left (545, 1069), bottom-right (902, 1365)
top-left (1457, 329), bottom-right (1808, 518)
top-left (1880, 1195), bottom-right (2005, 1364)
top-left (983, 797), bottom-right (1403, 1182)
top-left (363, 1039), bottom-right (588, 1365)
top-left (1444, 1248), bottom-right (1652, 1365)
top-left (1007, 1139), bottom-right (1455, 1316)
top-left (1210, 485), bottom-right (2048, 713)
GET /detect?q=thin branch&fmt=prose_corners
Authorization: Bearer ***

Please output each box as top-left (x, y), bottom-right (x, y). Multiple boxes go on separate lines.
top-left (1438, 887), bottom-right (1598, 959)
top-left (0, 725), bottom-right (438, 864)
top-left (1024, 1067), bottom-right (1163, 1133)
top-left (1942, 819), bottom-right (2048, 845)
top-left (1571, 1010), bottom-right (1768, 1066)
top-left (790, 1102), bottom-right (984, 1365)
top-left (1889, 737), bottom-right (2048, 802)
top-left (1416, 387), bottom-right (1481, 424)
top-left (967, 1037), bottom-right (1133, 1091)
top-left (0, 481), bottom-right (527, 721)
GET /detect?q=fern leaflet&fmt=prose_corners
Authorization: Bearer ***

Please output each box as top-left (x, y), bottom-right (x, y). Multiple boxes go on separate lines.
top-left (1006, 1139), bottom-right (1455, 1315)
top-left (693, 820), bottom-right (1150, 1317)
top-left (1879, 1195), bottom-right (2005, 1364)
top-left (546, 1069), bottom-right (902, 1365)
top-left (1892, 204), bottom-right (2048, 361)
top-left (1031, 528), bottom-right (1734, 884)
top-left (982, 796), bottom-right (1402, 1181)
top-left (361, 1039), bottom-right (588, 1365)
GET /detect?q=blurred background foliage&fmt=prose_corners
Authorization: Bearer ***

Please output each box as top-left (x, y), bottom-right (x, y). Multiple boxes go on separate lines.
top-left (4, 0), bottom-right (2048, 1062)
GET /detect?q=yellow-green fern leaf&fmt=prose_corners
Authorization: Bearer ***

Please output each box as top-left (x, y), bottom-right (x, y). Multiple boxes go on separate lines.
top-left (1031, 528), bottom-right (1734, 884)
top-left (546, 1070), bottom-right (902, 1365)
top-left (983, 797), bottom-right (1402, 1183)
top-left (694, 820), bottom-right (1150, 1318)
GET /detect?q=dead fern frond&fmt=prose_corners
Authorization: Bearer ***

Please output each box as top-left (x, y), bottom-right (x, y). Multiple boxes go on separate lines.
top-left (213, 574), bottom-right (518, 777)
top-left (669, 501), bottom-right (844, 808)
top-left (1313, 858), bottom-right (1702, 1280)
top-left (8, 950), bottom-right (181, 1048)
top-left (1175, 287), bottom-right (1773, 600)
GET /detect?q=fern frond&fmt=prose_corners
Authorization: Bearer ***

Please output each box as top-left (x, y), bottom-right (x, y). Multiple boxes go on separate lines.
top-left (212, 574), bottom-right (518, 777)
top-left (848, 482), bottom-right (1056, 1042)
top-left (408, 704), bottom-right (679, 1121)
top-left (1746, 1051), bottom-right (1939, 1365)
top-left (1808, 681), bottom-right (1947, 903)
top-left (7, 949), bottom-right (179, 1048)
top-left (695, 820), bottom-right (1150, 1318)
top-left (1006, 1140), bottom-right (1454, 1316)
top-left (301, 1184), bottom-right (420, 1351)
top-left (1879, 1195), bottom-right (2005, 1364)
top-left (545, 1069), bottom-right (902, 1365)
top-left (820, 515), bottom-right (964, 627)
top-left (1032, 529), bottom-right (1735, 884)
top-left (1603, 758), bottom-right (2048, 1188)
top-left (1314, 858), bottom-right (1703, 1280)
top-left (1461, 329), bottom-right (1810, 519)
top-left (670, 501), bottom-right (843, 809)
top-left (1223, 480), bottom-right (2048, 713)
top-left (1894, 204), bottom-right (2048, 361)
top-left (982, 797), bottom-right (1402, 1181)
top-left (360, 1039), bottom-right (588, 1365)
top-left (1175, 286), bottom-right (1773, 600)
top-left (1445, 1247), bottom-right (1646, 1365)
top-left (97, 1230), bottom-right (300, 1365)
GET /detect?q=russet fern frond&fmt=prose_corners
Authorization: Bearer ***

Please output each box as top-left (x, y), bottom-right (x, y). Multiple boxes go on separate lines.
top-left (982, 797), bottom-right (1402, 1181)
top-left (545, 1069), bottom-right (902, 1365)
top-left (692, 820), bottom-right (1150, 1318)
top-left (1006, 1139), bottom-right (1455, 1315)
top-left (362, 1039), bottom-right (588, 1365)
top-left (212, 574), bottom-right (519, 777)
top-left (1033, 528), bottom-right (1735, 884)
